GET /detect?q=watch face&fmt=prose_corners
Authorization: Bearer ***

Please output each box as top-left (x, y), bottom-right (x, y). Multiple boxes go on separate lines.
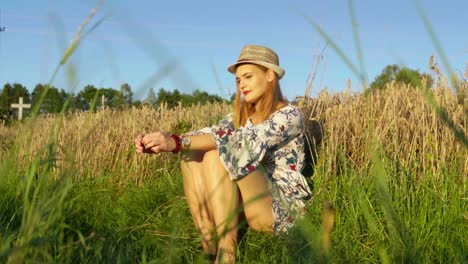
top-left (182, 137), bottom-right (191, 147)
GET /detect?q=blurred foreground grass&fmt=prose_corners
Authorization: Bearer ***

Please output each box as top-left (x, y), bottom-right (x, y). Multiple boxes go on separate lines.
top-left (0, 83), bottom-right (466, 263)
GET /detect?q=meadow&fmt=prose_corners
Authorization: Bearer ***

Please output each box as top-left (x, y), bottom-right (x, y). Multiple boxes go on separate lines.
top-left (1, 2), bottom-right (467, 261)
top-left (0, 78), bottom-right (466, 263)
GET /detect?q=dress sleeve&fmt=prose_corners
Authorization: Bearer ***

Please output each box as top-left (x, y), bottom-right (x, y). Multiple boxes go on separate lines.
top-left (210, 107), bottom-right (304, 180)
top-left (183, 113), bottom-right (234, 136)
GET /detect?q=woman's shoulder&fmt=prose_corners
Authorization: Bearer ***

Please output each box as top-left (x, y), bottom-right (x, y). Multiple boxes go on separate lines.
top-left (281, 103), bottom-right (299, 111)
top-left (273, 104), bottom-right (303, 118)
top-left (266, 104), bottom-right (303, 129)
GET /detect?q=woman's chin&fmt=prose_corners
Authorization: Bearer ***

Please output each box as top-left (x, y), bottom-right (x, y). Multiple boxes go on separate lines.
top-left (244, 96), bottom-right (259, 104)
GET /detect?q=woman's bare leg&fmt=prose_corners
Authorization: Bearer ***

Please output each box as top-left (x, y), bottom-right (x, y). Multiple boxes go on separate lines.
top-left (181, 151), bottom-right (217, 256)
top-left (203, 150), bottom-right (275, 263)
top-left (236, 169), bottom-right (274, 233)
top-left (182, 149), bottom-right (274, 263)
top-left (202, 150), bottom-right (239, 263)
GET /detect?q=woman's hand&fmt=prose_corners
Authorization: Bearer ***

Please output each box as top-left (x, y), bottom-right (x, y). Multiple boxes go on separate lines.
top-left (134, 132), bottom-right (176, 154)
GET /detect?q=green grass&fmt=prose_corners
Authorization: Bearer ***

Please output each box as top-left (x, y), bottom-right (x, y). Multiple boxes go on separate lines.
top-left (1, 1), bottom-right (466, 263)
top-left (0, 135), bottom-right (466, 263)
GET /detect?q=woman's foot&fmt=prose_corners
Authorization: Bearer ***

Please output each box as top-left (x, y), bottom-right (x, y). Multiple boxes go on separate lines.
top-left (215, 248), bottom-right (235, 264)
top-left (203, 253), bottom-right (217, 263)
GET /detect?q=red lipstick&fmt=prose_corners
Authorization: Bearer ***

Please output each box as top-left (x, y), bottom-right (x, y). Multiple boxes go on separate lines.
top-left (243, 91), bottom-right (251, 96)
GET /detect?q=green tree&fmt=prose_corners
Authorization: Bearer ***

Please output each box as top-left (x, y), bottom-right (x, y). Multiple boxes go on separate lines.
top-left (59, 89), bottom-right (76, 111)
top-left (155, 88), bottom-right (226, 108)
top-left (193, 89), bottom-right (210, 104)
top-left (370, 64), bottom-right (433, 90)
top-left (144, 88), bottom-right (157, 107)
top-left (132, 100), bottom-right (142, 108)
top-left (0, 83), bottom-right (14, 119)
top-left (192, 89), bottom-right (225, 105)
top-left (76, 85), bottom-right (99, 111)
top-left (155, 88), bottom-right (170, 107)
top-left (0, 83), bottom-right (14, 113)
top-left (120, 83), bottom-right (133, 106)
top-left (101, 87), bottom-right (125, 108)
top-left (171, 89), bottom-right (182, 106)
top-left (31, 84), bottom-right (66, 113)
top-left (0, 83), bottom-right (30, 119)
top-left (76, 85), bottom-right (125, 111)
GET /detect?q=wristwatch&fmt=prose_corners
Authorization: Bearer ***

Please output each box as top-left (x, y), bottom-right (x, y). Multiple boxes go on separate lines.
top-left (181, 136), bottom-right (191, 150)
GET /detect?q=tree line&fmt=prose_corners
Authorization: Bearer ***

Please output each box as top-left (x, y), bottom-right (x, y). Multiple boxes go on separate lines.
top-left (0, 82), bottom-right (227, 121)
top-left (1, 64), bottom-right (432, 121)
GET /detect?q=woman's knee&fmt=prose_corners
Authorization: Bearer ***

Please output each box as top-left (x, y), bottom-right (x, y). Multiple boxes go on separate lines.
top-left (182, 150), bottom-right (205, 164)
top-left (202, 150), bottom-right (226, 173)
top-left (181, 152), bottom-right (209, 201)
top-left (202, 149), bottom-right (219, 162)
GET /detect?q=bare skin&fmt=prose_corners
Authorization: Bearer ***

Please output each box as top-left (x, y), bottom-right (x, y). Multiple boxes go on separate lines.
top-left (135, 64), bottom-right (285, 263)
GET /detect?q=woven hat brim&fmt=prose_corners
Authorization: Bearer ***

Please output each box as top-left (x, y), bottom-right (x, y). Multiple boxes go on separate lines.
top-left (227, 60), bottom-right (285, 79)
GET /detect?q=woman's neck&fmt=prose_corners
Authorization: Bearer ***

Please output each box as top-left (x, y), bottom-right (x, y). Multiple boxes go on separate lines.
top-left (276, 101), bottom-right (287, 109)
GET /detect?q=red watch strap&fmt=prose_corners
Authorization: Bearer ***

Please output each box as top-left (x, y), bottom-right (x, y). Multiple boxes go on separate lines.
top-left (170, 134), bottom-right (181, 154)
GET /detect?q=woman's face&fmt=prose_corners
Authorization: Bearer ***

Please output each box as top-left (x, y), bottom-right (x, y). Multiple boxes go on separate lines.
top-left (235, 64), bottom-right (274, 104)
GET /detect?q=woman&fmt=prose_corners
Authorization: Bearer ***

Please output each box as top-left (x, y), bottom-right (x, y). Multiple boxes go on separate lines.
top-left (135, 45), bottom-right (312, 263)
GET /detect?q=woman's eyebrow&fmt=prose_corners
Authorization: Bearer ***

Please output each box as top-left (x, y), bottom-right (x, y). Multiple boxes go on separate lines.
top-left (236, 72), bottom-right (253, 79)
top-left (236, 72), bottom-right (253, 78)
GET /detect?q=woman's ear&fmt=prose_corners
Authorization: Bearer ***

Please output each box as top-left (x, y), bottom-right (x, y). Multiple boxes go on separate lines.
top-left (266, 69), bottom-right (275, 82)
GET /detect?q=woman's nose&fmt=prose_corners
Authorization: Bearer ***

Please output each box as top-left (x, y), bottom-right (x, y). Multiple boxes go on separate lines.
top-left (238, 79), bottom-right (246, 89)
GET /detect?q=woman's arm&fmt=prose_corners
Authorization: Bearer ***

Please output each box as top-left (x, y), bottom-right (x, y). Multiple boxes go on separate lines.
top-left (183, 134), bottom-right (216, 151)
top-left (135, 132), bottom-right (216, 154)
top-left (136, 113), bottom-right (234, 154)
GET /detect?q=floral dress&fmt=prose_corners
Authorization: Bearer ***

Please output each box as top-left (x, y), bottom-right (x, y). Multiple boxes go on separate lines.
top-left (187, 104), bottom-right (312, 233)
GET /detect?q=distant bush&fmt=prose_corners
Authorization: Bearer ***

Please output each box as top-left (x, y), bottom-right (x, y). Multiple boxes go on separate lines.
top-left (370, 64), bottom-right (433, 90)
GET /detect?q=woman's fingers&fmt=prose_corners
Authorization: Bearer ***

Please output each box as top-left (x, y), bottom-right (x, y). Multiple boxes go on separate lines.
top-left (135, 134), bottom-right (146, 153)
top-left (150, 145), bottom-right (162, 154)
top-left (143, 136), bottom-right (160, 149)
top-left (136, 132), bottom-right (173, 154)
top-left (134, 135), bottom-right (141, 146)
top-left (142, 132), bottom-right (167, 151)
top-left (135, 146), bottom-right (143, 153)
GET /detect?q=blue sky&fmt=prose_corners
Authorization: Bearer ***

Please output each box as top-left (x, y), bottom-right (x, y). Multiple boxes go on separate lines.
top-left (0, 0), bottom-right (466, 101)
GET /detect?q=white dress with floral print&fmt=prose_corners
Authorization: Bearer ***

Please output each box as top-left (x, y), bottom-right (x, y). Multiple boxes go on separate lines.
top-left (187, 104), bottom-right (312, 233)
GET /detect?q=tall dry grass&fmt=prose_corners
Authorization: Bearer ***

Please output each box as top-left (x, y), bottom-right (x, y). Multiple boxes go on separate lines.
top-left (305, 82), bottom-right (466, 179)
top-left (0, 121), bottom-right (16, 157)
top-left (306, 77), bottom-right (466, 183)
top-left (2, 102), bottom-right (230, 184)
top-left (0, 83), bottom-right (465, 183)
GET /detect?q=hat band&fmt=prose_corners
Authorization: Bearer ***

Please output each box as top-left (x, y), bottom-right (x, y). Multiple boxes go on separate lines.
top-left (237, 58), bottom-right (277, 65)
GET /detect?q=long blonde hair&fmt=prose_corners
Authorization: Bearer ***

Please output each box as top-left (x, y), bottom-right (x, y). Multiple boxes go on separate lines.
top-left (233, 65), bottom-right (285, 128)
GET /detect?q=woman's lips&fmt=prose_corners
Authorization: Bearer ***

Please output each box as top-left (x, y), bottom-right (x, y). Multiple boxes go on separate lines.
top-left (243, 91), bottom-right (251, 96)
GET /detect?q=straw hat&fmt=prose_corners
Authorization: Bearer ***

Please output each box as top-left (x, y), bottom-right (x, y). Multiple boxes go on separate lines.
top-left (227, 45), bottom-right (285, 79)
